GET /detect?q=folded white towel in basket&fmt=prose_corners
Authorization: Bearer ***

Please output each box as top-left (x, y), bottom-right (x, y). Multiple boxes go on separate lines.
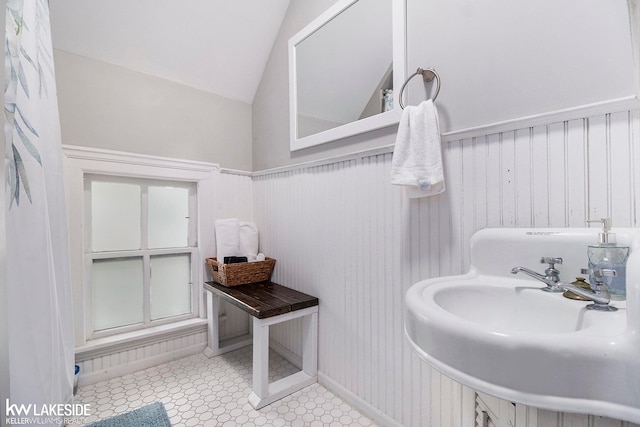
top-left (390, 100), bottom-right (445, 198)
top-left (239, 221), bottom-right (259, 259)
top-left (215, 218), bottom-right (240, 262)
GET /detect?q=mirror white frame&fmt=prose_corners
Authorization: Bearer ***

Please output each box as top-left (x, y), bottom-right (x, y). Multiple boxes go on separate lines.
top-left (289, 0), bottom-right (406, 151)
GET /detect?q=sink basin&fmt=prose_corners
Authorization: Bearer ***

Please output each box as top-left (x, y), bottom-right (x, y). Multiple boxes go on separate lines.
top-left (405, 228), bottom-right (640, 423)
top-left (431, 280), bottom-right (615, 334)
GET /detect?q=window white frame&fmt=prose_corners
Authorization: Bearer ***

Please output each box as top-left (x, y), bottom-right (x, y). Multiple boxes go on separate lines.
top-left (63, 146), bottom-right (218, 346)
top-left (84, 175), bottom-right (199, 338)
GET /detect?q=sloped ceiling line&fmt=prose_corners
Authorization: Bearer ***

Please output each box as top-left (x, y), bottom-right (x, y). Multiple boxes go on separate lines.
top-left (49, 0), bottom-right (292, 104)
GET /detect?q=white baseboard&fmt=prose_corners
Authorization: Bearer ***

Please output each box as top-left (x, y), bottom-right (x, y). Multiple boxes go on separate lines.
top-left (268, 339), bottom-right (401, 426)
top-left (77, 343), bottom-right (206, 387)
top-left (269, 338), bottom-right (302, 369)
top-left (318, 372), bottom-right (404, 427)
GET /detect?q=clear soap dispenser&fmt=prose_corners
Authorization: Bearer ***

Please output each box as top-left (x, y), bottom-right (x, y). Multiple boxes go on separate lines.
top-left (587, 218), bottom-right (629, 300)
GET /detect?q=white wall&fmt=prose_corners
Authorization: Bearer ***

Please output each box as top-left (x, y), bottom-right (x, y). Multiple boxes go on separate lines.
top-left (632, 0), bottom-right (640, 98)
top-left (406, 0), bottom-right (635, 133)
top-left (254, 107), bottom-right (640, 426)
top-left (252, 0), bottom-right (638, 171)
top-left (54, 50), bottom-right (254, 170)
top-left (250, 1), bottom-right (640, 424)
top-left (45, 0), bottom-right (640, 423)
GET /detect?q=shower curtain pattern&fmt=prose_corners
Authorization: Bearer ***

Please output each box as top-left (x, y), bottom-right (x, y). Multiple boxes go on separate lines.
top-left (5, 0), bottom-right (75, 424)
top-left (5, 0), bottom-right (50, 206)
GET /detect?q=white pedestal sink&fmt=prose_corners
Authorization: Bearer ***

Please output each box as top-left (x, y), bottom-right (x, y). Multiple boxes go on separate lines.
top-left (404, 228), bottom-right (640, 424)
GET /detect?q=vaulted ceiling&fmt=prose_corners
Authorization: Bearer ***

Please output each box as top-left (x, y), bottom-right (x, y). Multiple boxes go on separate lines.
top-left (49, 0), bottom-right (291, 104)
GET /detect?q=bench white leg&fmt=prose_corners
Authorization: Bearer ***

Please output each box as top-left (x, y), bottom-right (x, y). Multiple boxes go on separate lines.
top-left (203, 291), bottom-right (220, 358)
top-left (248, 307), bottom-right (318, 409)
top-left (302, 311), bottom-right (318, 377)
top-left (250, 317), bottom-right (270, 404)
top-left (204, 290), bottom-right (253, 357)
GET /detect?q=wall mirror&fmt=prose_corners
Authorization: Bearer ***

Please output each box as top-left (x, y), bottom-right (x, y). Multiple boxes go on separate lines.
top-left (289, 0), bottom-right (406, 151)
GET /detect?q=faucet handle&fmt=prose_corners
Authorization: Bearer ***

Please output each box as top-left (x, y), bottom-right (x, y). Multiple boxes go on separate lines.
top-left (580, 268), bottom-right (616, 279)
top-left (578, 268), bottom-right (618, 312)
top-left (540, 257), bottom-right (563, 268)
top-left (580, 268), bottom-right (616, 292)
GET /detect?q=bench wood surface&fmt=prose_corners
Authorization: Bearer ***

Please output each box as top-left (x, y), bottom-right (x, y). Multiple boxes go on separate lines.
top-left (203, 281), bottom-right (319, 319)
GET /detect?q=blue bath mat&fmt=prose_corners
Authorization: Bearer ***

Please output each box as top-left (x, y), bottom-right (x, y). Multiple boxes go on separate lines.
top-left (85, 402), bottom-right (170, 427)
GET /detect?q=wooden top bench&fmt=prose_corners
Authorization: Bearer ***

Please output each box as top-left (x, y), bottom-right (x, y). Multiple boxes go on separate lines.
top-left (203, 281), bottom-right (319, 319)
top-left (203, 280), bottom-right (319, 409)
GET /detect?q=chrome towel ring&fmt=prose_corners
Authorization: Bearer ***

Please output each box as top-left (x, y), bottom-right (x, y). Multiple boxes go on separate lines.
top-left (398, 67), bottom-right (441, 109)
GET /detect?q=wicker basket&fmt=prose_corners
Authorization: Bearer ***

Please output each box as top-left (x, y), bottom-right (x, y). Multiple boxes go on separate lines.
top-left (206, 257), bottom-right (276, 287)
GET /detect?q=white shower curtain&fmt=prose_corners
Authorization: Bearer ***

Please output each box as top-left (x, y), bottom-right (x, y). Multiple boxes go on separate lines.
top-left (5, 0), bottom-right (74, 425)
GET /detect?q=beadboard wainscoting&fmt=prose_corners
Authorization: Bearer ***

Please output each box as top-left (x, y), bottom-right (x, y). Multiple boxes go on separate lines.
top-left (253, 107), bottom-right (640, 427)
top-left (75, 324), bottom-right (208, 387)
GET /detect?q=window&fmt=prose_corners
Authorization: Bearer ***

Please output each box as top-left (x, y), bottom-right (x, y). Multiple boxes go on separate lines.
top-left (85, 175), bottom-right (198, 338)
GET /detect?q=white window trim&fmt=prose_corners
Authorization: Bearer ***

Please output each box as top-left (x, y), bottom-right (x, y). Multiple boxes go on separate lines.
top-left (85, 250), bottom-right (199, 339)
top-left (84, 176), bottom-right (198, 338)
top-left (64, 145), bottom-right (218, 348)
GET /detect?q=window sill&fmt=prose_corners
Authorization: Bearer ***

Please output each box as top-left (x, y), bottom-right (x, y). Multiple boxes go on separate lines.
top-left (75, 318), bottom-right (208, 361)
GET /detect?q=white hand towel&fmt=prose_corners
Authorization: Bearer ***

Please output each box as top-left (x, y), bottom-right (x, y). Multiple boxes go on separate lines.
top-left (215, 218), bottom-right (240, 262)
top-left (390, 100), bottom-right (445, 198)
top-left (239, 222), bottom-right (259, 258)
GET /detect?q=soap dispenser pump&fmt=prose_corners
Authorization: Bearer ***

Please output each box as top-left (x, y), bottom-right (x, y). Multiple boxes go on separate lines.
top-left (587, 218), bottom-right (629, 300)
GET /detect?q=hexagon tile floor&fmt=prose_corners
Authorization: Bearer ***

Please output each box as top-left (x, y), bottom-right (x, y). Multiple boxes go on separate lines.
top-left (72, 345), bottom-right (378, 426)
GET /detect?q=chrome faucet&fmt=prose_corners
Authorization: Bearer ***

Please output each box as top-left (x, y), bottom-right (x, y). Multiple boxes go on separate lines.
top-left (511, 257), bottom-right (618, 311)
top-left (557, 268), bottom-right (617, 311)
top-left (511, 257), bottom-right (564, 292)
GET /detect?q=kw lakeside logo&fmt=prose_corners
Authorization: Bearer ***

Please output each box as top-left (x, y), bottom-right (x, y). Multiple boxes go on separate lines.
top-left (4, 399), bottom-right (91, 425)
